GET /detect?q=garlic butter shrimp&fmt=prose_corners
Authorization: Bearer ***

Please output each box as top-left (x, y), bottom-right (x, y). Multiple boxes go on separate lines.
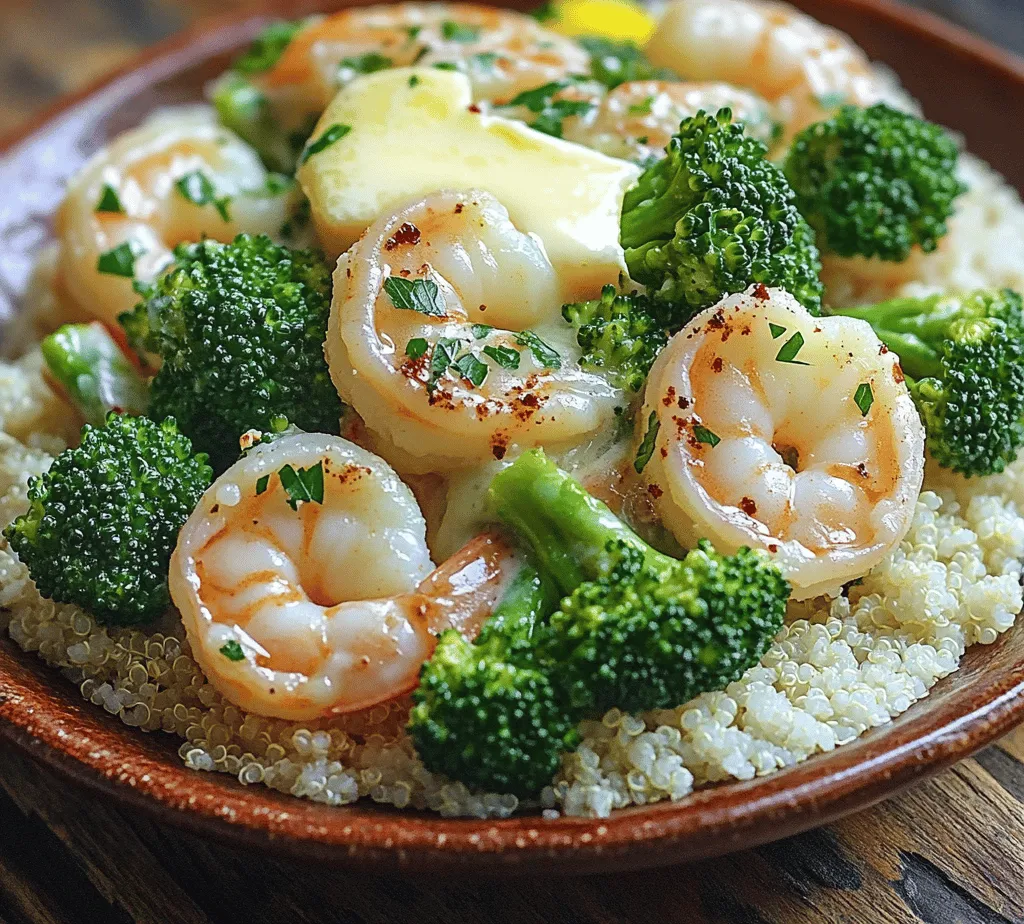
top-left (561, 79), bottom-right (779, 163)
top-left (646, 0), bottom-right (913, 145)
top-left (255, 2), bottom-right (589, 135)
top-left (637, 286), bottom-right (925, 599)
top-left (55, 106), bottom-right (301, 329)
top-left (327, 190), bottom-right (622, 474)
top-left (171, 431), bottom-right (520, 721)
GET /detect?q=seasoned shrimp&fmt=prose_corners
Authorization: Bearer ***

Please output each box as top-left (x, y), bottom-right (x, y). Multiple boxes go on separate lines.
top-left (254, 2), bottom-right (589, 135)
top-left (645, 0), bottom-right (912, 144)
top-left (171, 431), bottom-right (518, 721)
top-left (562, 79), bottom-right (779, 162)
top-left (55, 106), bottom-right (301, 329)
top-left (637, 286), bottom-right (925, 599)
top-left (327, 190), bottom-right (622, 474)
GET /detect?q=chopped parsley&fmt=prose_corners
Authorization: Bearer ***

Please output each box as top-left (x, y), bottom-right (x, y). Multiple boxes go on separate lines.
top-left (441, 20), bottom-right (481, 42)
top-left (769, 322), bottom-right (787, 339)
top-left (339, 52), bottom-right (393, 75)
top-left (483, 344), bottom-right (520, 370)
top-left (95, 184), bottom-right (123, 214)
top-left (634, 411), bottom-right (660, 474)
top-left (854, 382), bottom-right (874, 417)
top-left (406, 337), bottom-right (429, 360)
top-left (471, 51), bottom-right (500, 71)
top-left (471, 323), bottom-right (493, 339)
top-left (428, 337), bottom-right (463, 391)
top-left (299, 123), bottom-right (351, 164)
top-left (693, 424), bottom-right (721, 447)
top-left (506, 81), bottom-right (594, 139)
top-left (432, 62), bottom-right (459, 71)
top-left (514, 330), bottom-right (561, 369)
top-left (627, 95), bottom-right (655, 116)
top-left (775, 331), bottom-right (809, 365)
top-left (405, 25), bottom-right (422, 41)
top-left (578, 37), bottom-right (677, 90)
top-left (530, 1), bottom-right (558, 22)
top-left (409, 74), bottom-right (421, 88)
top-left (255, 474), bottom-right (270, 495)
top-left (219, 640), bottom-right (246, 661)
top-left (278, 461), bottom-right (325, 511)
top-left (96, 240), bottom-right (143, 278)
top-left (453, 352), bottom-right (489, 387)
top-left (174, 171), bottom-right (231, 221)
top-left (383, 276), bottom-right (447, 317)
top-left (233, 20), bottom-right (303, 75)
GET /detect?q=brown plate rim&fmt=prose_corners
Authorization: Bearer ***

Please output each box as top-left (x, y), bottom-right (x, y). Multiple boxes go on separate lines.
top-left (1, 0), bottom-right (1023, 875)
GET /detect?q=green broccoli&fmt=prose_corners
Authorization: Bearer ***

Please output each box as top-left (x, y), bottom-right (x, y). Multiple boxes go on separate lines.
top-left (408, 560), bottom-right (578, 797)
top-left (4, 414), bottom-right (211, 626)
top-left (120, 234), bottom-right (342, 472)
top-left (577, 37), bottom-right (678, 90)
top-left (562, 285), bottom-right (667, 392)
top-left (490, 450), bottom-right (788, 716)
top-left (41, 322), bottom-right (148, 425)
top-left (620, 108), bottom-right (823, 328)
top-left (832, 289), bottom-right (1024, 476)
top-left (784, 103), bottom-right (966, 262)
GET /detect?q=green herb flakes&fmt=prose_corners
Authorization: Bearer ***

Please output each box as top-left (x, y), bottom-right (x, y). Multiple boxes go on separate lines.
top-left (693, 424), bottom-right (721, 447)
top-left (471, 323), bottom-right (494, 339)
top-left (406, 337), bottom-right (429, 360)
top-left (854, 382), bottom-right (874, 417)
top-left (95, 184), bottom-right (123, 214)
top-left (383, 276), bottom-right (447, 317)
top-left (769, 322), bottom-right (787, 339)
top-left (775, 331), bottom-right (809, 365)
top-left (219, 640), bottom-right (245, 661)
top-left (634, 410), bottom-right (660, 474)
top-left (441, 20), bottom-right (481, 42)
top-left (96, 241), bottom-right (143, 278)
top-left (628, 95), bottom-right (655, 116)
top-left (256, 474), bottom-right (270, 495)
top-left (174, 171), bottom-right (231, 221)
top-left (300, 123), bottom-right (351, 164)
top-left (453, 352), bottom-right (489, 387)
top-left (278, 461), bottom-right (325, 511)
top-left (514, 330), bottom-right (561, 368)
top-left (340, 52), bottom-right (393, 75)
top-left (483, 344), bottom-right (520, 370)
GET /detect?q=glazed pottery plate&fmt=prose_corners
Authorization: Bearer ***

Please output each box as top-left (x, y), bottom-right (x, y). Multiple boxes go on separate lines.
top-left (0, 0), bottom-right (1022, 874)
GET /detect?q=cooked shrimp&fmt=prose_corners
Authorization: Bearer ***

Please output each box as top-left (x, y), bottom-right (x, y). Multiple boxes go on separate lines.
top-left (54, 106), bottom-right (301, 329)
top-left (637, 285), bottom-right (925, 599)
top-left (645, 0), bottom-right (912, 144)
top-left (255, 2), bottom-right (589, 136)
top-left (326, 189), bottom-right (622, 474)
top-left (170, 431), bottom-right (518, 721)
top-left (562, 79), bottom-right (779, 162)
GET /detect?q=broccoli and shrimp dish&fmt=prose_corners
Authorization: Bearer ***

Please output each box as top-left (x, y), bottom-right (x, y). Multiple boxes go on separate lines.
top-left (3, 0), bottom-right (1024, 818)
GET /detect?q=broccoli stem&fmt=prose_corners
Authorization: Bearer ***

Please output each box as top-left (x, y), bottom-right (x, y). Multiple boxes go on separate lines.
top-left (489, 448), bottom-right (658, 593)
top-left (479, 554), bottom-right (558, 644)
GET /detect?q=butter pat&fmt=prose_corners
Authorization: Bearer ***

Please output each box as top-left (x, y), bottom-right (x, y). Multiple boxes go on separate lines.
top-left (297, 67), bottom-right (639, 299)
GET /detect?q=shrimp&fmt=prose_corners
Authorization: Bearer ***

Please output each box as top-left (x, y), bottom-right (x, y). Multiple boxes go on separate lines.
top-left (636, 285), bottom-right (925, 599)
top-left (326, 189), bottom-right (622, 474)
top-left (561, 79), bottom-right (780, 162)
top-left (54, 106), bottom-right (302, 329)
top-left (170, 431), bottom-right (519, 721)
top-left (254, 2), bottom-right (590, 136)
top-left (645, 0), bottom-right (913, 144)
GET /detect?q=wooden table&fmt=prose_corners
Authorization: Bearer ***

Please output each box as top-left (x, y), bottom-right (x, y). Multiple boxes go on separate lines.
top-left (1, 1), bottom-right (1023, 922)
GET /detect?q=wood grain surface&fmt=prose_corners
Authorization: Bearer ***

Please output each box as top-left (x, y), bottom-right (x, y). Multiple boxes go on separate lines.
top-left (0, 1), bottom-right (1023, 922)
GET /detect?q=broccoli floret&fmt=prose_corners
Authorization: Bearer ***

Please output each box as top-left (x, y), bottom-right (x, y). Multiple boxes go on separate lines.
top-left (562, 285), bottom-right (667, 392)
top-left (832, 289), bottom-right (1024, 476)
top-left (620, 108), bottom-right (823, 328)
top-left (784, 103), bottom-right (966, 261)
top-left (120, 235), bottom-right (342, 472)
top-left (4, 414), bottom-right (211, 626)
top-left (41, 322), bottom-right (148, 425)
top-left (490, 449), bottom-right (788, 715)
top-left (408, 561), bottom-right (578, 797)
top-left (577, 37), bottom-right (678, 90)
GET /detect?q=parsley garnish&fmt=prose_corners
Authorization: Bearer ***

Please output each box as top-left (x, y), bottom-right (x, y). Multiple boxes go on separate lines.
top-left (278, 461), bottom-right (325, 511)
top-left (628, 95), bottom-right (655, 115)
top-left (339, 52), bottom-right (392, 75)
top-left (405, 25), bottom-right (422, 41)
top-left (453, 352), bottom-right (489, 387)
top-left (854, 382), bottom-right (874, 417)
top-left (530, 1), bottom-right (558, 22)
top-left (96, 241), bottom-right (143, 278)
top-left (634, 411), bottom-right (660, 474)
top-left (432, 62), bottom-right (459, 71)
top-left (95, 184), bottom-right (123, 214)
top-left (471, 323), bottom-right (493, 339)
top-left (256, 474), bottom-right (270, 495)
top-left (441, 20), bottom-right (481, 42)
top-left (406, 337), bottom-right (429, 360)
top-left (234, 20), bottom-right (302, 75)
top-left (515, 330), bottom-right (561, 368)
top-left (506, 81), bottom-right (593, 138)
top-left (219, 640), bottom-right (246, 661)
top-left (428, 337), bottom-right (463, 391)
top-left (769, 322), bottom-right (787, 339)
top-left (775, 331), bottom-right (809, 365)
top-left (471, 52), bottom-right (500, 71)
top-left (693, 424), bottom-right (721, 447)
top-left (300, 123), bottom-right (351, 164)
top-left (409, 74), bottom-right (420, 88)
top-left (383, 276), bottom-right (447, 316)
top-left (483, 344), bottom-right (520, 370)
top-left (175, 171), bottom-right (231, 221)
